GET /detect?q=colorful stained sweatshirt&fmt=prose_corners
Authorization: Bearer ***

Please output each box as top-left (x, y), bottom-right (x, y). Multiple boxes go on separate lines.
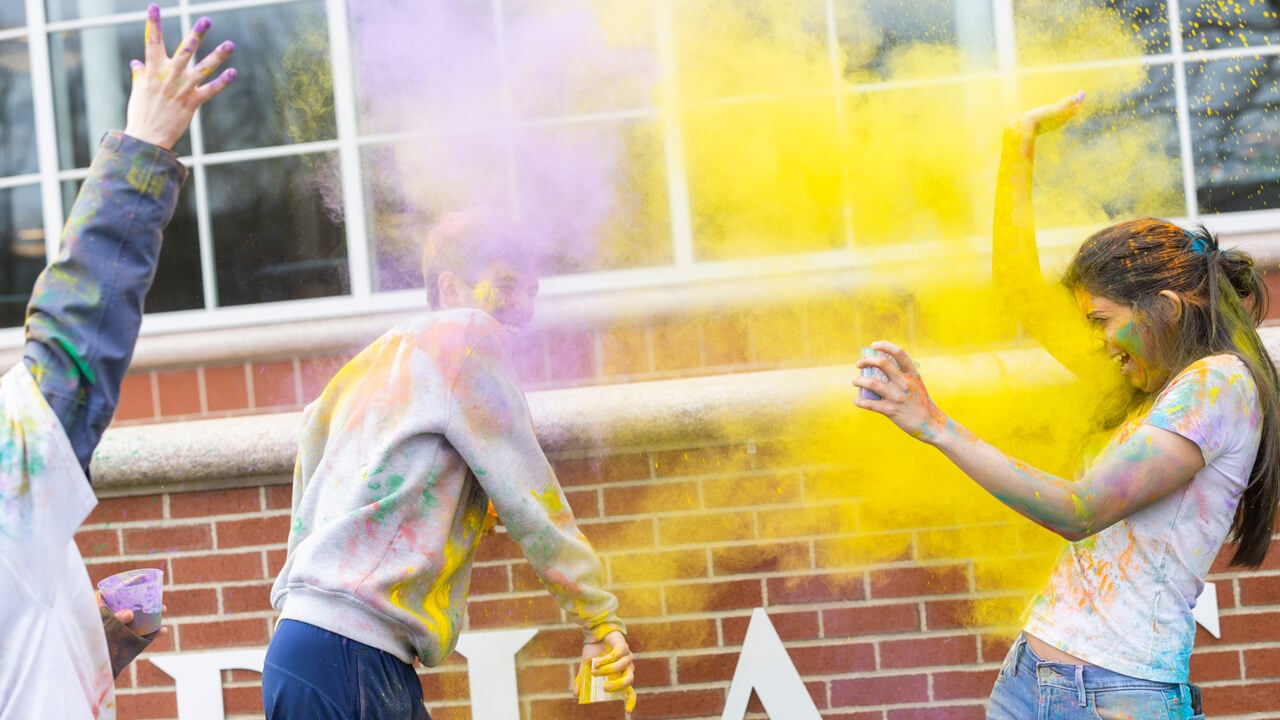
top-left (270, 308), bottom-right (624, 666)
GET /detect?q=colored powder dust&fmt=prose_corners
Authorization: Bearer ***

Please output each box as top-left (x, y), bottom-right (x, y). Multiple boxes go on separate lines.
top-left (275, 0), bottom-right (1184, 633)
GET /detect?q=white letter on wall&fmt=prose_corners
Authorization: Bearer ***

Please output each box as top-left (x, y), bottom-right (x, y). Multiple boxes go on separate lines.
top-left (721, 608), bottom-right (821, 720)
top-left (453, 628), bottom-right (539, 720)
top-left (149, 649), bottom-right (265, 720)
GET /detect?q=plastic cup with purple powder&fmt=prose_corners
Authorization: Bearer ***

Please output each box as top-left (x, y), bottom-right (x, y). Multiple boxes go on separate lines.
top-left (98, 568), bottom-right (164, 635)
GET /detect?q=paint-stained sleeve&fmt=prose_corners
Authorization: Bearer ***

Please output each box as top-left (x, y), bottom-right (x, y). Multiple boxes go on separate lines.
top-left (23, 131), bottom-right (187, 476)
top-left (444, 327), bottom-right (625, 642)
top-left (1146, 355), bottom-right (1259, 466)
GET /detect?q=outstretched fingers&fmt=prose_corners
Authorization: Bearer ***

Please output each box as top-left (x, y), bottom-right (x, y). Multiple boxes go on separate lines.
top-left (143, 4), bottom-right (164, 67)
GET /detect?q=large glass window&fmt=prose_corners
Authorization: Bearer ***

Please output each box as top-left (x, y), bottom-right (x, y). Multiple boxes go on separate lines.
top-left (2, 0), bottom-right (1280, 332)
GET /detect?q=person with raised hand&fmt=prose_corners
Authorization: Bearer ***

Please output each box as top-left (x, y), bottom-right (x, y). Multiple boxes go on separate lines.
top-left (854, 94), bottom-right (1280, 719)
top-left (0, 6), bottom-right (235, 719)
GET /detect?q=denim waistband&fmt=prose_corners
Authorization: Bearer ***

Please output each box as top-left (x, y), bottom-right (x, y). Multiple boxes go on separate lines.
top-left (1004, 633), bottom-right (1197, 709)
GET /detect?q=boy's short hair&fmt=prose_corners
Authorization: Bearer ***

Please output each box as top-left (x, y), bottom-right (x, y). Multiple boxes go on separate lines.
top-left (420, 210), bottom-right (531, 309)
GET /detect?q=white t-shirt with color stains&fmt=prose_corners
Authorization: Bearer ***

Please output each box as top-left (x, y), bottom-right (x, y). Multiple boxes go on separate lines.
top-left (0, 363), bottom-right (115, 719)
top-left (1024, 353), bottom-right (1262, 683)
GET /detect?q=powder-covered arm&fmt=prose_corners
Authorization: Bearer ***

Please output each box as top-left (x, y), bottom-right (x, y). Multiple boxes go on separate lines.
top-left (445, 328), bottom-right (625, 642)
top-left (22, 131), bottom-right (186, 476)
top-left (992, 93), bottom-right (1120, 388)
top-left (855, 341), bottom-right (1209, 541)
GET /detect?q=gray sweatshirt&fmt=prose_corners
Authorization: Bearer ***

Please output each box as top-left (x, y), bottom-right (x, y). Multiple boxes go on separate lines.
top-left (270, 308), bottom-right (623, 665)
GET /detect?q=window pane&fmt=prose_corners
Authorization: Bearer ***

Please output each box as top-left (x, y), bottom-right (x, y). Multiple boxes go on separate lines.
top-left (1189, 56), bottom-right (1280, 214)
top-left (208, 153), bottom-right (348, 306)
top-left (1, 4), bottom-right (25, 29)
top-left (513, 120), bottom-right (671, 273)
top-left (0, 184), bottom-right (44, 329)
top-left (62, 175), bottom-right (202, 313)
top-left (0, 39), bottom-right (38, 176)
top-left (501, 0), bottom-right (658, 119)
top-left (202, 1), bottom-right (334, 153)
top-left (837, 0), bottom-right (997, 82)
top-left (1182, 0), bottom-right (1280, 51)
top-left (45, 0), bottom-right (166, 23)
top-left (1014, 0), bottom-right (1170, 65)
top-left (348, 3), bottom-right (502, 136)
top-left (684, 96), bottom-right (844, 260)
top-left (674, 0), bottom-right (831, 101)
top-left (49, 17), bottom-right (190, 170)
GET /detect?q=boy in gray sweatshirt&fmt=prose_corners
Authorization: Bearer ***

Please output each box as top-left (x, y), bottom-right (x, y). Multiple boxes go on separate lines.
top-left (265, 212), bottom-right (635, 718)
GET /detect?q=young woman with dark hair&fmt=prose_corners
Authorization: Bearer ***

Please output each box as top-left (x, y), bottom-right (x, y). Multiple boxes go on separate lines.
top-left (854, 93), bottom-right (1280, 719)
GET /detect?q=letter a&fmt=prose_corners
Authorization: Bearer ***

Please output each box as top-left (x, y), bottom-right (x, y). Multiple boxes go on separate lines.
top-left (721, 608), bottom-right (821, 720)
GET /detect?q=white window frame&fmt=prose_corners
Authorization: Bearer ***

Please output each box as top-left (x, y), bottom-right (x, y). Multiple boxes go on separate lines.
top-left (4, 0), bottom-right (1280, 351)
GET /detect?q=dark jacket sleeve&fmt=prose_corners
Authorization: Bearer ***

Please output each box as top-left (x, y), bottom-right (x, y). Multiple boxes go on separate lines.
top-left (22, 130), bottom-right (187, 476)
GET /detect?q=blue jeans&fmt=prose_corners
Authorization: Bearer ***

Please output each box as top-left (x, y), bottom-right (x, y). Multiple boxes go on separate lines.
top-left (988, 634), bottom-right (1205, 719)
top-left (262, 620), bottom-right (431, 720)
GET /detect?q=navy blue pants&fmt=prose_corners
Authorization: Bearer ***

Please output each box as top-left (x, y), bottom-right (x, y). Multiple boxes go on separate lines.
top-left (262, 620), bottom-right (431, 720)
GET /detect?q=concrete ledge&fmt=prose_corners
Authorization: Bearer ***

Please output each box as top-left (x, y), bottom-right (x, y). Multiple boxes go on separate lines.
top-left (89, 345), bottom-right (1078, 497)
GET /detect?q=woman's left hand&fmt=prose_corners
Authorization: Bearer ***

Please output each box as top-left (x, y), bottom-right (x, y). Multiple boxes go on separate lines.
top-left (852, 341), bottom-right (949, 443)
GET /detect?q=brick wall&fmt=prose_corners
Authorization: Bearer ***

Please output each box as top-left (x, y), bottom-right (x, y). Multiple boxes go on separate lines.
top-left (81, 439), bottom-right (1280, 719)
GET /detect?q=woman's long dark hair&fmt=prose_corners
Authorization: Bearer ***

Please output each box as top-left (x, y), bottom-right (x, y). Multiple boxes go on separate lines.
top-left (1063, 218), bottom-right (1280, 567)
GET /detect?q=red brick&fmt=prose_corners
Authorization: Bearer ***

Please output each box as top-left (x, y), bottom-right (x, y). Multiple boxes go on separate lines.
top-left (703, 473), bottom-right (805, 508)
top-left (1204, 680), bottom-right (1280, 714)
top-left (600, 322), bottom-right (651, 377)
top-left (170, 551), bottom-right (263, 584)
top-left (85, 559), bottom-right (170, 588)
top-left (577, 687), bottom-right (726, 718)
top-left (528, 696), bottom-right (635, 719)
top-left (676, 651), bottom-right (738, 684)
top-left (122, 524), bottom-right (213, 554)
top-left (115, 373), bottom-right (156, 422)
top-left (164, 587), bottom-right (219, 618)
top-left (1239, 574), bottom-right (1280, 606)
top-left (658, 512), bottom-right (753, 545)
top-left (85, 495), bottom-right (164, 526)
top-left (511, 562), bottom-right (544, 592)
top-left (508, 662), bottom-right (569, 695)
top-left (814, 533), bottom-right (914, 568)
top-left (791, 641), bottom-right (877, 675)
top-left (204, 364), bottom-right (250, 413)
top-left (824, 602), bottom-right (919, 637)
top-left (475, 533), bottom-right (522, 563)
top-left (627, 618), bottom-right (718, 652)
top-left (522, 626), bottom-right (588, 660)
top-left (758, 502), bottom-right (856, 539)
top-left (1244, 647), bottom-right (1280, 679)
top-left (603, 480), bottom-right (699, 516)
top-left (564, 489), bottom-right (599, 519)
top-left (665, 579), bottom-right (763, 615)
top-left (579, 517), bottom-right (656, 552)
top-left (299, 355), bottom-right (346, 402)
top-left (217, 514), bottom-right (291, 549)
top-left (75, 528), bottom-right (120, 558)
top-left (223, 684), bottom-right (264, 715)
top-left (180, 617), bottom-right (269, 649)
top-left (767, 571), bottom-right (866, 605)
top-left (723, 609), bottom-right (819, 643)
top-left (1203, 611), bottom-right (1280, 647)
top-left (711, 541), bottom-right (810, 575)
top-left (266, 548), bottom-right (288, 576)
top-left (135, 658), bottom-right (178, 688)
top-left (614, 586), bottom-right (664, 618)
top-left (252, 360), bottom-right (298, 408)
top-left (222, 582), bottom-right (275, 614)
top-left (652, 445), bottom-right (752, 478)
top-left (425, 706), bottom-right (470, 720)
top-left (610, 548), bottom-right (708, 584)
top-left (650, 318), bottom-right (703, 372)
top-left (868, 565), bottom-right (968, 599)
top-left (467, 595), bottom-right (561, 629)
top-left (832, 673), bottom-right (928, 706)
top-left (887, 706), bottom-right (986, 720)
top-left (418, 668), bottom-right (470, 702)
top-left (981, 634), bottom-right (1015, 665)
top-left (704, 313), bottom-right (752, 367)
top-left (114, 689), bottom-right (177, 718)
top-left (509, 331), bottom-right (548, 386)
top-left (881, 635), bottom-right (978, 669)
top-left (169, 486), bottom-right (262, 518)
top-left (156, 369), bottom-right (202, 417)
top-left (469, 564), bottom-right (510, 596)
top-left (749, 307), bottom-right (805, 364)
top-left (926, 595), bottom-right (1026, 631)
top-left (1191, 648), bottom-right (1242, 681)
top-left (265, 483), bottom-right (293, 509)
top-left (546, 327), bottom-right (596, 382)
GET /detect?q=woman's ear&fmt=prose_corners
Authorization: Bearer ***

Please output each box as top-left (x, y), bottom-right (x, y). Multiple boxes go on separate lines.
top-left (1157, 289), bottom-right (1184, 322)
top-left (437, 271), bottom-right (461, 309)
